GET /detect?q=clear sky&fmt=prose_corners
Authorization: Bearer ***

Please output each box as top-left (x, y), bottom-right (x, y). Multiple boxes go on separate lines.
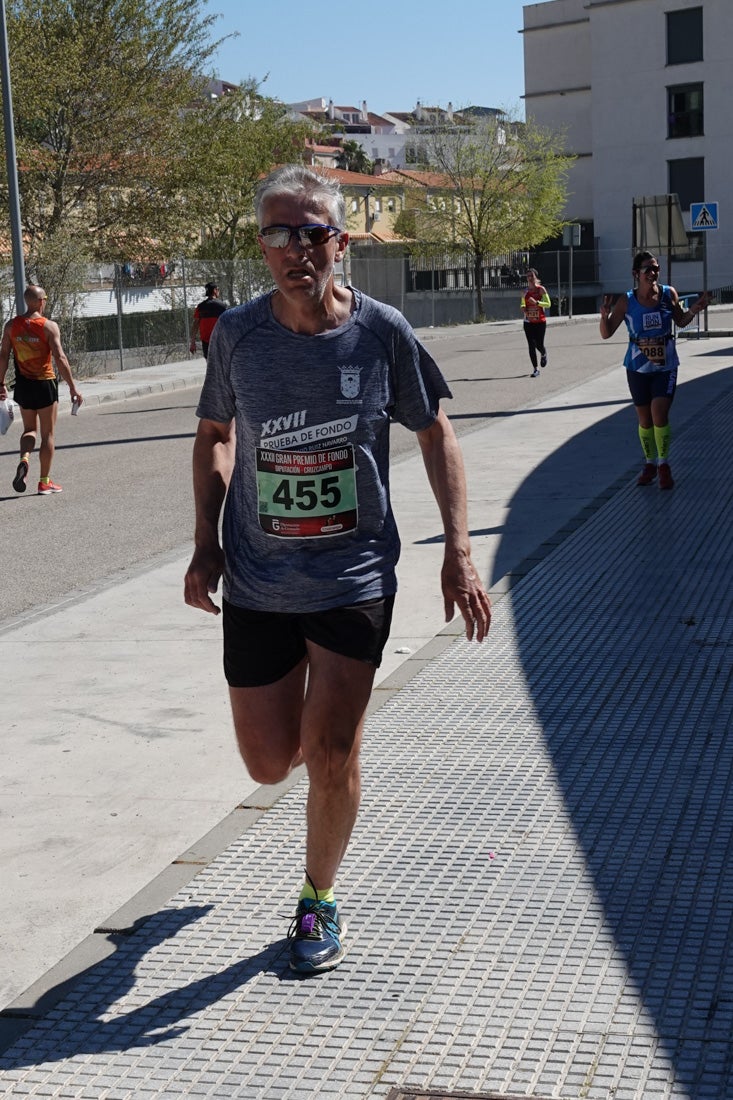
top-left (202, 0), bottom-right (541, 120)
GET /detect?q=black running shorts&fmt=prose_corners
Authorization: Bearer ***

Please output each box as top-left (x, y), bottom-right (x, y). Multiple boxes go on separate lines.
top-left (223, 595), bottom-right (396, 688)
top-left (626, 368), bottom-right (677, 406)
top-left (13, 374), bottom-right (59, 411)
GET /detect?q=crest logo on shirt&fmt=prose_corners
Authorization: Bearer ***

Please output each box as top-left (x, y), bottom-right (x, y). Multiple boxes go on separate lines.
top-left (339, 365), bottom-right (361, 399)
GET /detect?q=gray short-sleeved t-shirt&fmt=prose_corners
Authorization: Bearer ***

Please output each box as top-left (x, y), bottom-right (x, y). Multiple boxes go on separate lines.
top-left (196, 288), bottom-right (452, 613)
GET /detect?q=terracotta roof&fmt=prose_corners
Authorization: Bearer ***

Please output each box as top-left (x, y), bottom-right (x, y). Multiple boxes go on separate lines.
top-left (313, 166), bottom-right (398, 188)
top-left (379, 168), bottom-right (456, 189)
top-left (369, 226), bottom-right (404, 242)
top-left (348, 230), bottom-right (404, 243)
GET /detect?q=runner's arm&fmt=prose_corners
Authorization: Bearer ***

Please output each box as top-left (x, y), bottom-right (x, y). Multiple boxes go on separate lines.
top-left (184, 417), bottom-right (235, 614)
top-left (416, 409), bottom-right (491, 642)
top-left (45, 320), bottom-right (82, 404)
top-left (0, 323), bottom-right (12, 393)
top-left (672, 288), bottom-right (710, 328)
top-left (600, 294), bottom-right (626, 338)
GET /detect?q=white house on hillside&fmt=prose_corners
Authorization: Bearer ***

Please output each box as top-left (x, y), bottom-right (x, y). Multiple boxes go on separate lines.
top-left (287, 98), bottom-right (505, 171)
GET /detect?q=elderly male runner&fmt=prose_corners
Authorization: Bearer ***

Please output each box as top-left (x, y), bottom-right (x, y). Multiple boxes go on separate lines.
top-left (184, 165), bottom-right (491, 974)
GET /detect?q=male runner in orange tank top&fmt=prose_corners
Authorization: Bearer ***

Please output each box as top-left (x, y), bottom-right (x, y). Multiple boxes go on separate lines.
top-left (0, 285), bottom-right (82, 494)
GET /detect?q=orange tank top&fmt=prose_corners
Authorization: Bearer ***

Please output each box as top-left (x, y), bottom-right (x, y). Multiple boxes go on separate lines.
top-left (10, 316), bottom-right (54, 381)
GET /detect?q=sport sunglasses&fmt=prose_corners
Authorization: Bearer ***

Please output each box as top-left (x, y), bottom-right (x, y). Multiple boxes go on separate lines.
top-left (258, 224), bottom-right (342, 249)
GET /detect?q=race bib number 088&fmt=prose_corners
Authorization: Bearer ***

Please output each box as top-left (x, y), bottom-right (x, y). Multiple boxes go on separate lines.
top-left (257, 445), bottom-right (358, 538)
top-left (637, 337), bottom-right (666, 366)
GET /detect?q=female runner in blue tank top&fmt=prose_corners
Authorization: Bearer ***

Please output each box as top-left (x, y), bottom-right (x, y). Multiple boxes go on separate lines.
top-left (600, 250), bottom-right (709, 490)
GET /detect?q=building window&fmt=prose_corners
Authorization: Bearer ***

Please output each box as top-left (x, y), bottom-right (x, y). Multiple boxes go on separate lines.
top-left (668, 157), bottom-right (704, 211)
top-left (351, 199), bottom-right (359, 213)
top-left (668, 84), bottom-right (703, 138)
top-left (667, 7), bottom-right (703, 65)
top-left (405, 145), bottom-right (428, 166)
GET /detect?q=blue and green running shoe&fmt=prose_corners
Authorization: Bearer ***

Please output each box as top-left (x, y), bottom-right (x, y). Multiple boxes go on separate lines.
top-left (288, 895), bottom-right (346, 974)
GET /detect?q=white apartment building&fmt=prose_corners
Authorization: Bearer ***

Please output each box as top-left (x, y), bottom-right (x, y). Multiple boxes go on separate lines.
top-left (288, 99), bottom-right (500, 171)
top-left (523, 0), bottom-right (732, 293)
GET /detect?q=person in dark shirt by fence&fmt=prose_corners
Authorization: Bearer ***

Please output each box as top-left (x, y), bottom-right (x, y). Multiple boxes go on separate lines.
top-left (190, 282), bottom-right (227, 359)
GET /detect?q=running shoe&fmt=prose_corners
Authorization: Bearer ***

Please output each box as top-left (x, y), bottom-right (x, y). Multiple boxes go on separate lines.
top-left (540, 353), bottom-right (548, 368)
top-left (657, 463), bottom-right (674, 491)
top-left (37, 479), bottom-right (63, 495)
top-left (637, 463), bottom-right (657, 486)
top-left (530, 368), bottom-right (540, 378)
top-left (288, 895), bottom-right (346, 974)
top-left (12, 459), bottom-right (28, 493)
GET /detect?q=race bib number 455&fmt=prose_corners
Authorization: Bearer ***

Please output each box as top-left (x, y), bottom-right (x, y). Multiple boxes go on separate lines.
top-left (256, 445), bottom-right (358, 538)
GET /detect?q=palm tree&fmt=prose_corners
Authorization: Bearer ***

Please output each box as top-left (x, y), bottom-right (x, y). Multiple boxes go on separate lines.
top-left (336, 140), bottom-right (373, 174)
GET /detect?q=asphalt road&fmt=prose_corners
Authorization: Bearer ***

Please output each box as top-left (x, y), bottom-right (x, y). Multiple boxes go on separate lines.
top-left (0, 313), bottom-right (708, 626)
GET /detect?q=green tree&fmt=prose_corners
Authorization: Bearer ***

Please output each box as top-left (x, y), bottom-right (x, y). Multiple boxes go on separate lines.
top-left (412, 112), bottom-right (572, 319)
top-left (0, 0), bottom-right (226, 261)
top-left (180, 81), bottom-right (312, 266)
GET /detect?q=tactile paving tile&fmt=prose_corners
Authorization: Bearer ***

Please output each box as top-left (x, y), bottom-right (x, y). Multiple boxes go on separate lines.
top-left (1, 390), bottom-right (732, 1098)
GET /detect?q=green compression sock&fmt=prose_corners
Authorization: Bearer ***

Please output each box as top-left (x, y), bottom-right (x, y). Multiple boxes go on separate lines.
top-left (638, 425), bottom-right (657, 461)
top-left (299, 880), bottom-right (335, 904)
top-left (654, 424), bottom-right (671, 462)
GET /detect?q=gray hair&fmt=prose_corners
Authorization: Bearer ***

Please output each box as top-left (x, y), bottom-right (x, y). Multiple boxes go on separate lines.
top-left (254, 165), bottom-right (346, 230)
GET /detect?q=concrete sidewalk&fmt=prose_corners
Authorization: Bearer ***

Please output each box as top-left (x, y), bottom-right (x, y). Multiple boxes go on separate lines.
top-left (1, 331), bottom-right (733, 1098)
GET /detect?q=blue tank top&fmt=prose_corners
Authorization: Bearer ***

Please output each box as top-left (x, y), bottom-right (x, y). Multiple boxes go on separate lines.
top-left (623, 286), bottom-right (679, 373)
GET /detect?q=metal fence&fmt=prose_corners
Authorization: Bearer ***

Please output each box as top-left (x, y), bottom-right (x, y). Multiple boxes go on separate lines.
top-left (350, 243), bottom-right (724, 326)
top-left (349, 247), bottom-right (602, 326)
top-left (1, 241), bottom-right (726, 377)
top-left (0, 257), bottom-right (273, 379)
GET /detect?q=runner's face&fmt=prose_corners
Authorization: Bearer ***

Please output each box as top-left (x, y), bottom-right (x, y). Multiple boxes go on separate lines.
top-left (257, 194), bottom-right (347, 305)
top-left (638, 259), bottom-right (660, 287)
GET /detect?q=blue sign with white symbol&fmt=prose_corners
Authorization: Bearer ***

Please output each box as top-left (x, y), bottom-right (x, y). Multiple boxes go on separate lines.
top-left (690, 202), bottom-right (719, 230)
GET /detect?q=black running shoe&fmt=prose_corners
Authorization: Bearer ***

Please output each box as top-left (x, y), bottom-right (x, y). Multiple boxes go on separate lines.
top-left (12, 459), bottom-right (28, 493)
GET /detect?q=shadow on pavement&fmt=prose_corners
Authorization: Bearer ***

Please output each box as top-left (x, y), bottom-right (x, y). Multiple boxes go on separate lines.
top-left (492, 365), bottom-right (733, 586)
top-left (508, 365), bottom-right (733, 1096)
top-left (0, 905), bottom-right (295, 1068)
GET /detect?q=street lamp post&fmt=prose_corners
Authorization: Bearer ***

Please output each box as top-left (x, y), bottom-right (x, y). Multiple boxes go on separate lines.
top-left (0, 0), bottom-right (26, 311)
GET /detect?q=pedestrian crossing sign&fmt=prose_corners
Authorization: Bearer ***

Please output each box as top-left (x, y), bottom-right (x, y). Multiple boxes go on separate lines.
top-left (690, 202), bottom-right (719, 230)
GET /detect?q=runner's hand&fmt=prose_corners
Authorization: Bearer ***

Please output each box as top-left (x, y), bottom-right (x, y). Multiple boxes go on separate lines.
top-left (184, 544), bottom-right (224, 615)
top-left (441, 550), bottom-right (491, 642)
